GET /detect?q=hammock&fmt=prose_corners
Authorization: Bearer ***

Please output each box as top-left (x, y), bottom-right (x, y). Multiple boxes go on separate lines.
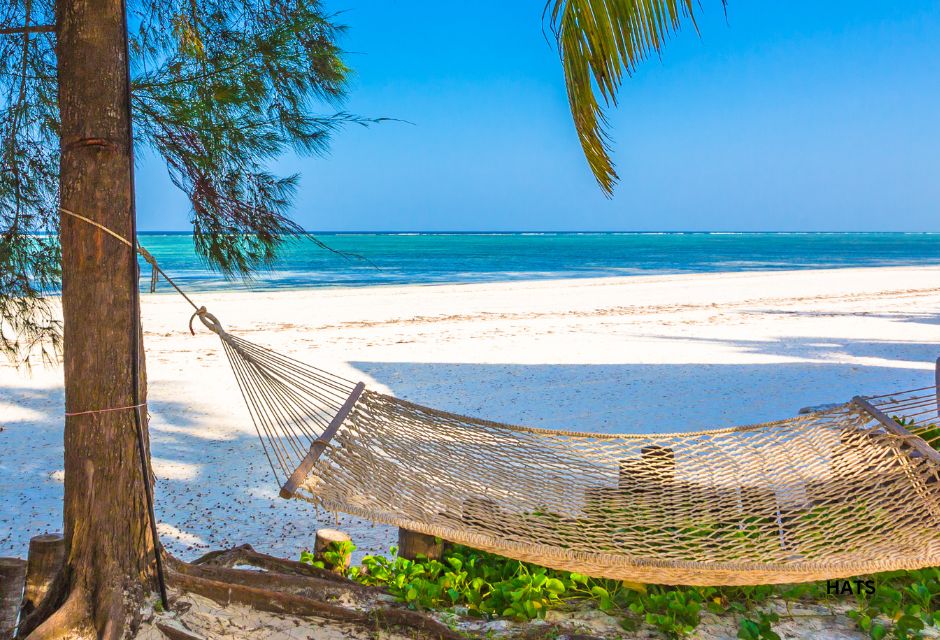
top-left (52, 209), bottom-right (940, 587)
top-left (194, 310), bottom-right (940, 586)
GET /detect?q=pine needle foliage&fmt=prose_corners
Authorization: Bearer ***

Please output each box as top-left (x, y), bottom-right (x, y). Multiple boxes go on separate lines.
top-left (544, 0), bottom-right (724, 196)
top-left (1, 0), bottom-right (364, 362)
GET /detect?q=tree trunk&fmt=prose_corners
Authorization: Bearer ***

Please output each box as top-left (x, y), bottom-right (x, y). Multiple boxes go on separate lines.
top-left (19, 1), bottom-right (157, 637)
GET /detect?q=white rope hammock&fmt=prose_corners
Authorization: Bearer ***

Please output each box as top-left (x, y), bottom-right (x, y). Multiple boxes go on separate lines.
top-left (192, 310), bottom-right (940, 586)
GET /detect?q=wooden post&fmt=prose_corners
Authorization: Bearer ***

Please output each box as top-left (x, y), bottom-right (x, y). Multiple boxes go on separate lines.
top-left (314, 529), bottom-right (351, 569)
top-left (20, 534), bottom-right (65, 618)
top-left (935, 357), bottom-right (940, 419)
top-left (0, 558), bottom-right (26, 640)
top-left (619, 445), bottom-right (676, 490)
top-left (641, 445), bottom-right (676, 478)
top-left (397, 529), bottom-right (444, 561)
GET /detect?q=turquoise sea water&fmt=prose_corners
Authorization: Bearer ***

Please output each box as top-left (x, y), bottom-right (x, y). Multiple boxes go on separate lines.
top-left (136, 232), bottom-right (940, 292)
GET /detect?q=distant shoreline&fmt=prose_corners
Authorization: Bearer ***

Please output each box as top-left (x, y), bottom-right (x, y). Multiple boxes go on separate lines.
top-left (126, 231), bottom-right (940, 293)
top-left (25, 263), bottom-right (939, 299)
top-left (132, 262), bottom-right (940, 296)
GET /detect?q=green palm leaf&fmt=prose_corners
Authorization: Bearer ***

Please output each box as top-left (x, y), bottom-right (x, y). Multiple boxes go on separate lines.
top-left (546, 0), bottom-right (721, 195)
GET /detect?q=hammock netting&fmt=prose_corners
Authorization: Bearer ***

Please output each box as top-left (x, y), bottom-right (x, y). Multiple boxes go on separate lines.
top-left (201, 314), bottom-right (940, 586)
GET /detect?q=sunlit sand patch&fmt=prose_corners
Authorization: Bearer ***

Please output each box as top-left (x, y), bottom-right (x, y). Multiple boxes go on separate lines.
top-left (151, 457), bottom-right (201, 481)
top-left (157, 522), bottom-right (205, 547)
top-left (0, 403), bottom-right (48, 423)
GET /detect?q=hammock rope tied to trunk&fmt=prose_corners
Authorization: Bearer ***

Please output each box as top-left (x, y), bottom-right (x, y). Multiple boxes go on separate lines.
top-left (191, 309), bottom-right (940, 586)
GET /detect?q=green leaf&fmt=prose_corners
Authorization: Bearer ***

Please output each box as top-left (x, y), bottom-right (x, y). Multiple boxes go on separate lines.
top-left (545, 0), bottom-right (717, 195)
top-left (737, 619), bottom-right (759, 640)
top-left (590, 585), bottom-right (609, 598)
top-left (545, 578), bottom-right (566, 595)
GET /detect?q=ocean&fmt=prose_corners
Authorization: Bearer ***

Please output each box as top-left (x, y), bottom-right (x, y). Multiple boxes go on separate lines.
top-left (136, 232), bottom-right (940, 292)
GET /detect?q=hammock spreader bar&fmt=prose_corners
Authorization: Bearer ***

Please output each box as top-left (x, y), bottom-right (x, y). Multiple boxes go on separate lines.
top-left (280, 382), bottom-right (366, 499)
top-left (853, 395), bottom-right (940, 464)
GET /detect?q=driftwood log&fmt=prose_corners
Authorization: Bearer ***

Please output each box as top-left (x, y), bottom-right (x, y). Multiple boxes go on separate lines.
top-left (190, 544), bottom-right (351, 584)
top-left (165, 544), bottom-right (459, 640)
top-left (154, 620), bottom-right (206, 640)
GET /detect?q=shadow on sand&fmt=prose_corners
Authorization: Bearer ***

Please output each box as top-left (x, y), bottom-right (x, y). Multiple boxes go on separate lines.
top-left (3, 331), bottom-right (937, 560)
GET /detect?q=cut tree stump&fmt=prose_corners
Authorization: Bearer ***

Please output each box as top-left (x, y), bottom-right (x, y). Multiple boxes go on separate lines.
top-left (0, 557), bottom-right (26, 640)
top-left (397, 528), bottom-right (444, 561)
top-left (314, 529), bottom-right (351, 569)
top-left (21, 533), bottom-right (65, 618)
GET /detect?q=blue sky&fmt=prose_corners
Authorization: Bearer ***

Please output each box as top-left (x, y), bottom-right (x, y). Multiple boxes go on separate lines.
top-left (135, 1), bottom-right (940, 232)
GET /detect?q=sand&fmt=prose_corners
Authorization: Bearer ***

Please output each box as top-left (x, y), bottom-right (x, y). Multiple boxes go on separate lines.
top-left (3, 265), bottom-right (940, 562)
top-left (135, 590), bottom-right (418, 640)
top-left (132, 589), bottom-right (869, 640)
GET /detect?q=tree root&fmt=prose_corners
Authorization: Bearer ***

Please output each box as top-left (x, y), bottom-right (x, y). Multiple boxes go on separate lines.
top-left (154, 620), bottom-right (206, 640)
top-left (168, 559), bottom-right (375, 603)
top-left (188, 544), bottom-right (351, 584)
top-left (95, 571), bottom-right (128, 640)
top-left (20, 587), bottom-right (93, 640)
top-left (168, 545), bottom-right (467, 639)
top-left (20, 545), bottom-right (463, 640)
top-left (15, 570), bottom-right (69, 639)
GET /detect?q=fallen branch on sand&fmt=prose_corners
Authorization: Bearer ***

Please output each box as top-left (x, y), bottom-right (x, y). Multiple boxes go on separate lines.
top-left (161, 545), bottom-right (461, 640)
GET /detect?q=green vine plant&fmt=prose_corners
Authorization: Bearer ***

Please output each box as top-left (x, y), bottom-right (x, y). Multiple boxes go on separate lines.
top-left (300, 540), bottom-right (356, 574)
top-left (736, 610), bottom-right (780, 640)
top-left (301, 541), bottom-right (939, 639)
top-left (847, 569), bottom-right (940, 640)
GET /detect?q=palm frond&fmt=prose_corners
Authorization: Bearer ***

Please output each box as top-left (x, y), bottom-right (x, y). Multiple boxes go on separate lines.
top-left (546, 0), bottom-right (721, 196)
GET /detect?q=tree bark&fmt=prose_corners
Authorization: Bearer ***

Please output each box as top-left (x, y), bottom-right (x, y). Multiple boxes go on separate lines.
top-left (22, 0), bottom-right (157, 637)
top-left (21, 534), bottom-right (65, 619)
top-left (0, 558), bottom-right (27, 639)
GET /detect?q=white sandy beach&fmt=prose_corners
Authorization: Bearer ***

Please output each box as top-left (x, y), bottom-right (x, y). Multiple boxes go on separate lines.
top-left (3, 265), bottom-right (940, 563)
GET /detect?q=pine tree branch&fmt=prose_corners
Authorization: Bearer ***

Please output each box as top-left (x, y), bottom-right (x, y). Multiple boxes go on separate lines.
top-left (6, 0), bottom-right (36, 235)
top-left (134, 54), bottom-right (253, 91)
top-left (0, 25), bottom-right (54, 36)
